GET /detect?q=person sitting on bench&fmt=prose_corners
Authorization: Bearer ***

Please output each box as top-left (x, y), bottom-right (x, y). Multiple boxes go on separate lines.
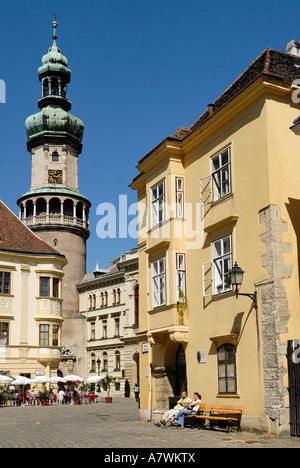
top-left (174, 392), bottom-right (201, 429)
top-left (154, 391), bottom-right (192, 427)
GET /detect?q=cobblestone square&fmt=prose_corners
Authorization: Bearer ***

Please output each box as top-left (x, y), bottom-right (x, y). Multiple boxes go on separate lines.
top-left (0, 398), bottom-right (300, 449)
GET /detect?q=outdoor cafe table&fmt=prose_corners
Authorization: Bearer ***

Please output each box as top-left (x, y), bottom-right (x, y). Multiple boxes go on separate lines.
top-left (85, 394), bottom-right (96, 402)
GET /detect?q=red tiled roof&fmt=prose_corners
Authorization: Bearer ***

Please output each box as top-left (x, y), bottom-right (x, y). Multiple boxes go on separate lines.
top-left (0, 199), bottom-right (65, 258)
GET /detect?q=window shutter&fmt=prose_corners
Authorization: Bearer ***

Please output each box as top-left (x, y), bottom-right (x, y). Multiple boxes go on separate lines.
top-left (200, 176), bottom-right (212, 205)
top-left (202, 261), bottom-right (213, 297)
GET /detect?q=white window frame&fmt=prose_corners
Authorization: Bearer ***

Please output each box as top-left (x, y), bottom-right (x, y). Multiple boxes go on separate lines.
top-left (152, 181), bottom-right (165, 227)
top-left (212, 235), bottom-right (232, 294)
top-left (152, 257), bottom-right (166, 308)
top-left (176, 177), bottom-right (184, 218)
top-left (211, 148), bottom-right (231, 202)
top-left (176, 253), bottom-right (186, 302)
top-left (202, 234), bottom-right (233, 297)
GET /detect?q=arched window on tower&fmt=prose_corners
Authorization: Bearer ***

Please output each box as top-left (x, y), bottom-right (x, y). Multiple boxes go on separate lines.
top-left (26, 200), bottom-right (34, 218)
top-left (63, 199), bottom-right (73, 217)
top-left (36, 198), bottom-right (46, 216)
top-left (49, 198), bottom-right (61, 216)
top-left (51, 79), bottom-right (59, 96)
top-left (51, 151), bottom-right (60, 163)
top-left (43, 79), bottom-right (49, 97)
top-left (76, 202), bottom-right (83, 220)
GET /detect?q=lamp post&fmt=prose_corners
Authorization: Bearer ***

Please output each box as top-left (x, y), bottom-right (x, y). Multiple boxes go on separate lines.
top-left (228, 262), bottom-right (257, 310)
top-left (97, 358), bottom-right (101, 393)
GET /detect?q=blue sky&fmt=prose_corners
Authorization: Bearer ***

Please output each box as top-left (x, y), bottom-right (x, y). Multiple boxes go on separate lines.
top-left (1, 0), bottom-right (300, 272)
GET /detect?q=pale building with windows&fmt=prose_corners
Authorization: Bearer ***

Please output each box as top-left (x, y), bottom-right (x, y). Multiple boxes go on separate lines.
top-left (77, 250), bottom-right (139, 397)
top-left (0, 199), bottom-right (67, 379)
top-left (130, 41), bottom-right (300, 435)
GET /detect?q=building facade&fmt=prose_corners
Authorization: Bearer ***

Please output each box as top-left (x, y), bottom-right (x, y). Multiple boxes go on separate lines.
top-left (17, 17), bottom-right (90, 377)
top-left (0, 200), bottom-right (67, 379)
top-left (130, 41), bottom-right (300, 435)
top-left (77, 250), bottom-right (139, 397)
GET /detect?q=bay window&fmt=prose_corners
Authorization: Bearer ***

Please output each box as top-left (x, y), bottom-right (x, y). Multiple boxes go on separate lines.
top-left (176, 253), bottom-right (186, 302)
top-left (152, 257), bottom-right (166, 308)
top-left (152, 181), bottom-right (165, 227)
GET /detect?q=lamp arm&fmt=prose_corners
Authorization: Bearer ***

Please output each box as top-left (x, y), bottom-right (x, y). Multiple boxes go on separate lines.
top-left (234, 288), bottom-right (257, 309)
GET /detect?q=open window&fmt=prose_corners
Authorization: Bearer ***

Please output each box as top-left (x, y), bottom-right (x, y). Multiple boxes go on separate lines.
top-left (200, 147), bottom-right (231, 205)
top-left (202, 234), bottom-right (232, 297)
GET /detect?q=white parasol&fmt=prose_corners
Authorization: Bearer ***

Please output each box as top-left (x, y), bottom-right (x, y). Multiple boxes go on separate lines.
top-left (64, 374), bottom-right (83, 383)
top-left (0, 375), bottom-right (13, 383)
top-left (49, 376), bottom-right (67, 383)
top-left (11, 376), bottom-right (35, 385)
top-left (11, 376), bottom-right (35, 404)
top-left (33, 376), bottom-right (51, 384)
top-left (86, 376), bottom-right (104, 383)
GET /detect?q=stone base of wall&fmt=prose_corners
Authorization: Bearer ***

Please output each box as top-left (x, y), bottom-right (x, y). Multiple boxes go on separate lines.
top-left (242, 412), bottom-right (290, 436)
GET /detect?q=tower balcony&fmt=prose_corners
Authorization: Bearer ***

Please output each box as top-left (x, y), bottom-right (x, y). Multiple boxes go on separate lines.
top-left (24, 213), bottom-right (89, 230)
top-left (17, 190), bottom-right (91, 239)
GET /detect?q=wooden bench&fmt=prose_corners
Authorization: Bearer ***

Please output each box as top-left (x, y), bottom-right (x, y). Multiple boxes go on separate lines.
top-left (188, 405), bottom-right (242, 432)
top-left (184, 404), bottom-right (206, 427)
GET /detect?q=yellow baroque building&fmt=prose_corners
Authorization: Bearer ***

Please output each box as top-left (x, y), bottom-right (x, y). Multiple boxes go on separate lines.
top-left (130, 42), bottom-right (300, 435)
top-left (0, 200), bottom-right (67, 379)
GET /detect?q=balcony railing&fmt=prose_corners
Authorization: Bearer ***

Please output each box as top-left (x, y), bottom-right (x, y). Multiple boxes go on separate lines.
top-left (23, 214), bottom-right (88, 229)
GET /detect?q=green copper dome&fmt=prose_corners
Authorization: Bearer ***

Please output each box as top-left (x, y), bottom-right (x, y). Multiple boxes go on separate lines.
top-left (25, 106), bottom-right (84, 143)
top-left (38, 42), bottom-right (71, 79)
top-left (25, 16), bottom-right (84, 146)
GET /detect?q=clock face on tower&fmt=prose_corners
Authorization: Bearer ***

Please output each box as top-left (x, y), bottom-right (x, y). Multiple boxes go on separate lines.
top-left (48, 170), bottom-right (62, 184)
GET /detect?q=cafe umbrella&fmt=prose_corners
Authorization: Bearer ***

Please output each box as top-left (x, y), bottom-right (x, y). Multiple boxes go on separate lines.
top-left (32, 376), bottom-right (51, 383)
top-left (64, 375), bottom-right (83, 383)
top-left (49, 376), bottom-right (67, 383)
top-left (86, 376), bottom-right (103, 383)
top-left (0, 375), bottom-right (13, 383)
top-left (11, 376), bottom-right (35, 404)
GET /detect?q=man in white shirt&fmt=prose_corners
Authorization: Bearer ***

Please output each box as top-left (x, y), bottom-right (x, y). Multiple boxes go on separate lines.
top-left (57, 389), bottom-right (65, 404)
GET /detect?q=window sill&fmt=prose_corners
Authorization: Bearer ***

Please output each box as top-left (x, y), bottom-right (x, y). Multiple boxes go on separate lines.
top-left (211, 192), bottom-right (234, 207)
top-left (217, 393), bottom-right (240, 399)
top-left (212, 290), bottom-right (235, 301)
top-left (37, 296), bottom-right (62, 301)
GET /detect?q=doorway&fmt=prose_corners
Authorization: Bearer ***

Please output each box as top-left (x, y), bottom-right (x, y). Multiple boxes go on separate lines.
top-left (175, 344), bottom-right (187, 396)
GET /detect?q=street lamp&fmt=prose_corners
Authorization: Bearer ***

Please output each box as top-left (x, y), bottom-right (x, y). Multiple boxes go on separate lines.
top-left (228, 262), bottom-right (257, 309)
top-left (97, 358), bottom-right (101, 392)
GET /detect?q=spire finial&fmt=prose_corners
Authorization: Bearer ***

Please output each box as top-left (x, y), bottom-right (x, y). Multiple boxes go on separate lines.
top-left (52, 10), bottom-right (58, 43)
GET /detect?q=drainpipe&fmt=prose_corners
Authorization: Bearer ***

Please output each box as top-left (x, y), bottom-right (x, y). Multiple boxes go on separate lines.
top-left (147, 333), bottom-right (153, 421)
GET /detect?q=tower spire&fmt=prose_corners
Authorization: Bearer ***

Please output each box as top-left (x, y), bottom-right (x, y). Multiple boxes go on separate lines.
top-left (52, 10), bottom-right (58, 44)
